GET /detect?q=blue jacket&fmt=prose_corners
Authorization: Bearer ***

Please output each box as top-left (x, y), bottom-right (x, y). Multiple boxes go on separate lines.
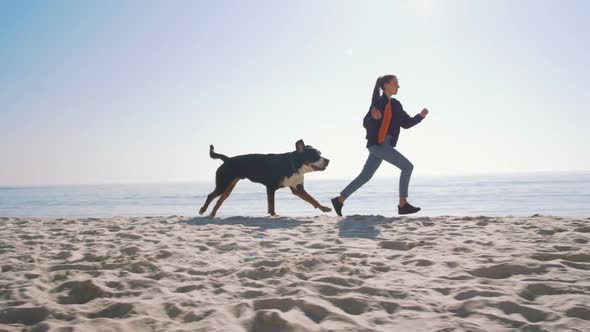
top-left (363, 95), bottom-right (423, 147)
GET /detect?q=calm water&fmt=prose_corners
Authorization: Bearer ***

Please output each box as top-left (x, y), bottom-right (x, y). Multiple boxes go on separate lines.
top-left (1, 173), bottom-right (589, 218)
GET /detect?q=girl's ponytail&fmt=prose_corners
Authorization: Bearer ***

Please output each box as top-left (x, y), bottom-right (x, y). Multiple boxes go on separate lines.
top-left (370, 76), bottom-right (382, 112)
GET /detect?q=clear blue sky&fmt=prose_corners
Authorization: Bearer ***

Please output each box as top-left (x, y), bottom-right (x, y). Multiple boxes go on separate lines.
top-left (1, 0), bottom-right (589, 186)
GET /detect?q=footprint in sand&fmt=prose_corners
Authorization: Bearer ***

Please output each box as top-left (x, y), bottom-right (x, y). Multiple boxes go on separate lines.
top-left (19, 234), bottom-right (44, 240)
top-left (0, 306), bottom-right (49, 326)
top-left (553, 245), bottom-right (580, 252)
top-left (537, 229), bottom-right (555, 235)
top-left (379, 240), bottom-right (426, 251)
top-left (468, 263), bottom-right (546, 279)
top-left (182, 309), bottom-right (216, 323)
top-left (295, 258), bottom-right (323, 271)
top-left (117, 233), bottom-right (142, 240)
top-left (252, 260), bottom-right (282, 268)
top-left (87, 302), bottom-right (134, 319)
top-left (561, 261), bottom-right (590, 270)
top-left (252, 298), bottom-right (332, 324)
top-left (120, 246), bottom-right (140, 256)
top-left (312, 276), bottom-right (364, 288)
top-left (314, 284), bottom-right (348, 296)
top-left (454, 289), bottom-right (505, 300)
top-left (49, 264), bottom-right (99, 272)
top-left (519, 283), bottom-right (585, 301)
top-left (240, 290), bottom-right (267, 299)
top-left (325, 297), bottom-right (369, 315)
top-left (494, 301), bottom-right (559, 323)
top-left (237, 267), bottom-right (289, 280)
top-left (174, 284), bottom-right (204, 293)
top-left (402, 259), bottom-right (434, 267)
top-left (163, 302), bottom-right (183, 319)
top-left (53, 280), bottom-right (108, 304)
top-left (305, 242), bottom-right (330, 249)
top-left (565, 306), bottom-right (590, 321)
top-left (125, 261), bottom-right (159, 274)
top-left (530, 252), bottom-right (590, 263)
top-left (156, 249), bottom-right (173, 259)
top-left (574, 226), bottom-right (590, 233)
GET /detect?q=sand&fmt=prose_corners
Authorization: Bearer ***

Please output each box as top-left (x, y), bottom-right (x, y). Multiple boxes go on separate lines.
top-left (1, 215), bottom-right (589, 331)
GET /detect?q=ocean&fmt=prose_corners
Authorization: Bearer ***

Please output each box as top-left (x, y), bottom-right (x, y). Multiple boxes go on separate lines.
top-left (1, 172), bottom-right (589, 218)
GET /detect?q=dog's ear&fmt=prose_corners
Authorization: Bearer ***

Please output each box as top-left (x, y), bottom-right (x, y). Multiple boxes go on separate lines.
top-left (295, 139), bottom-right (305, 153)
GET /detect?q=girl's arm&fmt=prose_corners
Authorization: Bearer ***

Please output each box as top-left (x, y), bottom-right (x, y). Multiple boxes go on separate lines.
top-left (363, 107), bottom-right (382, 127)
top-left (363, 99), bottom-right (387, 128)
top-left (401, 108), bottom-right (428, 129)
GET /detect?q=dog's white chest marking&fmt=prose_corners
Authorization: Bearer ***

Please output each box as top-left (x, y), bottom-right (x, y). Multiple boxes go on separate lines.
top-left (281, 173), bottom-right (304, 188)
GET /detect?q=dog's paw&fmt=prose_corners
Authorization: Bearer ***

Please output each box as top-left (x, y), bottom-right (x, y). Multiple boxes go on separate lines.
top-left (318, 206), bottom-right (332, 213)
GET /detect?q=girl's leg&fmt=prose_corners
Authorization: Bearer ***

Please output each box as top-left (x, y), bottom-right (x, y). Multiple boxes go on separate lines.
top-left (369, 146), bottom-right (414, 206)
top-left (338, 153), bottom-right (382, 203)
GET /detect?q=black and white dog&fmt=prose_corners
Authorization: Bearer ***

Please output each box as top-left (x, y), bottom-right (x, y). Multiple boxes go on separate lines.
top-left (199, 140), bottom-right (332, 217)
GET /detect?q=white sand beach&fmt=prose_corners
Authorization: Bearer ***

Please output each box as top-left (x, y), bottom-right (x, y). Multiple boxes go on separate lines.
top-left (1, 215), bottom-right (589, 331)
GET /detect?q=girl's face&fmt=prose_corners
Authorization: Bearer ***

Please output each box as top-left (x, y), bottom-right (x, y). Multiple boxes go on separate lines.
top-left (383, 77), bottom-right (399, 95)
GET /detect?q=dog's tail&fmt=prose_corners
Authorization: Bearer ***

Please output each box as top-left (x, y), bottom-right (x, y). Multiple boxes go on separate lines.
top-left (209, 145), bottom-right (230, 162)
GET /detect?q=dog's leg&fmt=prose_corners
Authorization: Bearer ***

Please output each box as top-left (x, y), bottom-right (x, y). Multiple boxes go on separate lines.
top-left (200, 167), bottom-right (231, 215)
top-left (266, 186), bottom-right (277, 216)
top-left (290, 185), bottom-right (332, 213)
top-left (210, 178), bottom-right (239, 217)
top-left (200, 190), bottom-right (221, 215)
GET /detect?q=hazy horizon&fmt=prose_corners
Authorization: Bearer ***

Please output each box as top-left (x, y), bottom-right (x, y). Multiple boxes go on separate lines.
top-left (2, 170), bottom-right (589, 188)
top-left (2, 0), bottom-right (589, 186)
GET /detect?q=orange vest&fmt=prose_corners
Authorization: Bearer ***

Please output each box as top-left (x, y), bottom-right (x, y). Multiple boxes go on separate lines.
top-left (377, 99), bottom-right (392, 144)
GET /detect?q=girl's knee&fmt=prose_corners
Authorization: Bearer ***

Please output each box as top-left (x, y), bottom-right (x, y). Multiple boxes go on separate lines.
top-left (357, 172), bottom-right (374, 183)
top-left (404, 162), bottom-right (414, 172)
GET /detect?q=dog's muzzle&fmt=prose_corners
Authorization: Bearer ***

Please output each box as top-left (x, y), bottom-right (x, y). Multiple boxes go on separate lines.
top-left (311, 158), bottom-right (329, 171)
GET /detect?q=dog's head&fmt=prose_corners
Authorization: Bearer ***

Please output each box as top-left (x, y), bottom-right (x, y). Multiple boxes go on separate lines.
top-left (295, 139), bottom-right (329, 173)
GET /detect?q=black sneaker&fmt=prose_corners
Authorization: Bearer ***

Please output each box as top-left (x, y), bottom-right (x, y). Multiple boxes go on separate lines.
top-left (331, 197), bottom-right (343, 216)
top-left (398, 202), bottom-right (421, 215)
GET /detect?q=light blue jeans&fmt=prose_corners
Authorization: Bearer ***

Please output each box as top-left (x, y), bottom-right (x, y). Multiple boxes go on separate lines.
top-left (341, 135), bottom-right (414, 198)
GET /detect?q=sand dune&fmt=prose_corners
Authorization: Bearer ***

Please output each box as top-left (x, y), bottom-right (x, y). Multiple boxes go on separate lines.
top-left (1, 215), bottom-right (589, 331)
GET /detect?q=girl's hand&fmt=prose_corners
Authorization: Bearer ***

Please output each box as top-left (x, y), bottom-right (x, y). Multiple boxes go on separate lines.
top-left (371, 107), bottom-right (382, 120)
top-left (420, 108), bottom-right (429, 118)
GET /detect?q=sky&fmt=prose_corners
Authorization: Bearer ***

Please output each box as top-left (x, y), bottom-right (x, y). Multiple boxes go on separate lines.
top-left (1, 0), bottom-right (589, 186)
